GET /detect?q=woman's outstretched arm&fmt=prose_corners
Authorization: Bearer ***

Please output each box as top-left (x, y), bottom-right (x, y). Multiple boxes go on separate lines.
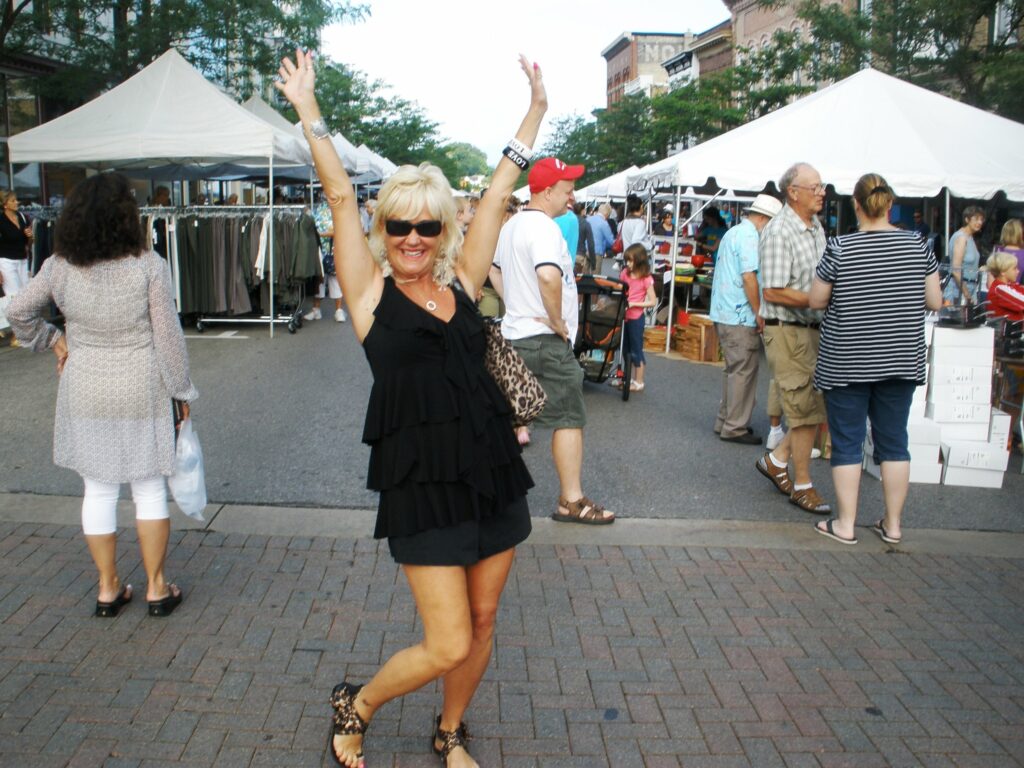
top-left (275, 49), bottom-right (380, 340)
top-left (457, 56), bottom-right (547, 295)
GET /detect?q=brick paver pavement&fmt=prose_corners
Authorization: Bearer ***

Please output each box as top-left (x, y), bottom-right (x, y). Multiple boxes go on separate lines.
top-left (0, 521), bottom-right (1022, 767)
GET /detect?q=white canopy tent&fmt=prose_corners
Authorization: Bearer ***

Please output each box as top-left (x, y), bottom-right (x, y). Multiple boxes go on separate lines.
top-left (358, 144), bottom-right (398, 180)
top-left (283, 115), bottom-right (377, 176)
top-left (11, 49), bottom-right (310, 168)
top-left (627, 67), bottom-right (1024, 352)
top-left (575, 165), bottom-right (639, 202)
top-left (9, 48), bottom-right (316, 336)
top-left (513, 184), bottom-right (530, 201)
top-left (628, 67), bottom-right (1024, 200)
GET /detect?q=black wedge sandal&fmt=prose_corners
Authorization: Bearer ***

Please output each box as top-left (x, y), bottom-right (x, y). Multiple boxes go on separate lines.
top-left (327, 682), bottom-right (368, 766)
top-left (432, 715), bottom-right (471, 764)
top-left (95, 584), bottom-right (132, 618)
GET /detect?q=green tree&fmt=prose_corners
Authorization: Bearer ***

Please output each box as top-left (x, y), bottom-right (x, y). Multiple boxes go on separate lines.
top-left (649, 42), bottom-right (811, 156)
top-left (541, 102), bottom-right (658, 187)
top-left (541, 114), bottom-right (597, 176)
top-left (0, 1), bottom-right (365, 103)
top-left (763, 0), bottom-right (1024, 120)
top-left (589, 93), bottom-right (660, 179)
top-left (277, 58), bottom-right (461, 183)
top-left (443, 142), bottom-right (490, 181)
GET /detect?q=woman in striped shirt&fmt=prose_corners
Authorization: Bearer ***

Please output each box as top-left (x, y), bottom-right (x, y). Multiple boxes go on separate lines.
top-left (808, 173), bottom-right (943, 546)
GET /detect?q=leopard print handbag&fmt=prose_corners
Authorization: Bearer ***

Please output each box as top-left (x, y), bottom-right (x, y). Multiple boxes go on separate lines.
top-left (482, 320), bottom-right (547, 428)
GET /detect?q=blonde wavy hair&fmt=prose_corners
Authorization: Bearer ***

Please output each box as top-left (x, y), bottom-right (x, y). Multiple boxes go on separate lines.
top-left (368, 163), bottom-right (463, 285)
top-left (1000, 218), bottom-right (1023, 248)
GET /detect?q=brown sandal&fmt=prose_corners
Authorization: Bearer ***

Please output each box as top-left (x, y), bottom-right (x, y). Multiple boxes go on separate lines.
top-left (756, 452), bottom-right (792, 496)
top-left (789, 486), bottom-right (832, 515)
top-left (553, 496), bottom-right (616, 525)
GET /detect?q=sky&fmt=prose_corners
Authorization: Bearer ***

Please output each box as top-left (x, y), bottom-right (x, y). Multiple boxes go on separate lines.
top-left (321, 0), bottom-right (731, 166)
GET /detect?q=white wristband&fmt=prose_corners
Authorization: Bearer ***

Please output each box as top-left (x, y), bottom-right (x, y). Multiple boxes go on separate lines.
top-left (507, 138), bottom-right (534, 162)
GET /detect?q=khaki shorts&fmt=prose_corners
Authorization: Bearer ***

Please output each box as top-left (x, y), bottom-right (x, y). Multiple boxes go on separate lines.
top-left (767, 378), bottom-right (782, 419)
top-left (511, 334), bottom-right (586, 430)
top-left (762, 324), bottom-right (826, 428)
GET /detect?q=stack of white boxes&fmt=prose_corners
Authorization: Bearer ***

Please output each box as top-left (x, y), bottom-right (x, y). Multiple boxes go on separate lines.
top-left (926, 325), bottom-right (1011, 489)
top-left (863, 323), bottom-right (1012, 487)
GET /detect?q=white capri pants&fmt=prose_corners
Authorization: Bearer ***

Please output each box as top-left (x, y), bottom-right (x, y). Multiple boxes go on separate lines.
top-left (0, 258), bottom-right (30, 296)
top-left (315, 274), bottom-right (342, 299)
top-left (81, 476), bottom-right (169, 535)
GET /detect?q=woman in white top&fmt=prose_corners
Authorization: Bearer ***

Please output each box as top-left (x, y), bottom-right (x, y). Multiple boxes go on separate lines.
top-left (619, 194), bottom-right (653, 254)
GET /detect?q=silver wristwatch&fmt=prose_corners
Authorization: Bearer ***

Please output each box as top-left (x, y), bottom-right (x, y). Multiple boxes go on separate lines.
top-left (307, 118), bottom-right (330, 140)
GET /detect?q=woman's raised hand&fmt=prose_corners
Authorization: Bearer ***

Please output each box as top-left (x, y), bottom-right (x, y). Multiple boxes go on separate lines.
top-left (273, 49), bottom-right (317, 115)
top-left (519, 54), bottom-right (547, 115)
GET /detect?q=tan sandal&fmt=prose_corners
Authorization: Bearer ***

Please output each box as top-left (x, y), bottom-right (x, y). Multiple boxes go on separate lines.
top-left (553, 496), bottom-right (616, 525)
top-left (755, 452), bottom-right (792, 496)
top-left (789, 486), bottom-right (832, 515)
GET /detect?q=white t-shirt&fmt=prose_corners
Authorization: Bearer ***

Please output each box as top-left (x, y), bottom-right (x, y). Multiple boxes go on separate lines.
top-left (494, 209), bottom-right (579, 343)
top-left (620, 217), bottom-right (653, 251)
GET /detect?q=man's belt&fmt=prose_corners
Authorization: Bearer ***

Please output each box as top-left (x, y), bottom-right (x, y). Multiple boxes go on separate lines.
top-left (763, 318), bottom-right (821, 330)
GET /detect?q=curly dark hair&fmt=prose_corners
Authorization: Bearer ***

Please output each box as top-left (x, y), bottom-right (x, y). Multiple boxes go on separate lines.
top-left (55, 173), bottom-right (145, 266)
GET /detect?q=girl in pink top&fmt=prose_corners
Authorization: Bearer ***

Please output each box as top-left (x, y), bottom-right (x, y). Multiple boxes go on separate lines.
top-left (619, 244), bottom-right (657, 391)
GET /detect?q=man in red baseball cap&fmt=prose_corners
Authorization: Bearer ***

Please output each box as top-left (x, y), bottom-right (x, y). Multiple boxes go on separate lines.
top-left (488, 157), bottom-right (616, 526)
top-left (527, 157), bottom-right (585, 194)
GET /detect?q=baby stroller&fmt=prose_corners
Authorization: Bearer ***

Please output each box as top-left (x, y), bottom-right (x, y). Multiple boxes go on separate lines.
top-left (574, 274), bottom-right (632, 401)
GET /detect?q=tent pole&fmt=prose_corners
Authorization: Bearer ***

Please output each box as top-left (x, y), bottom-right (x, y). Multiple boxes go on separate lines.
top-left (168, 217), bottom-right (181, 311)
top-left (665, 185), bottom-right (682, 354)
top-left (944, 188), bottom-right (950, 261)
top-left (664, 188), bottom-right (726, 354)
top-left (269, 156), bottom-right (275, 338)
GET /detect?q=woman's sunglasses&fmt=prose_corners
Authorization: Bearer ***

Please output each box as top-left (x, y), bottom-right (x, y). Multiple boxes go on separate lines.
top-left (385, 219), bottom-right (443, 237)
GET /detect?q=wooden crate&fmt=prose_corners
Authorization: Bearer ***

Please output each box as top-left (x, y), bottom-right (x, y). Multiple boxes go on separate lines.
top-left (688, 314), bottom-right (714, 328)
top-left (643, 326), bottom-right (667, 352)
top-left (673, 321), bottom-right (721, 362)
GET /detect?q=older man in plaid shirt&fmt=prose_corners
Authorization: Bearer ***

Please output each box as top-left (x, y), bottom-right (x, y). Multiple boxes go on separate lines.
top-left (755, 162), bottom-right (831, 516)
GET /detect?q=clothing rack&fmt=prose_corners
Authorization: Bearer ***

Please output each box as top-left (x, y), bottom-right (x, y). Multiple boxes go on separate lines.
top-left (138, 204), bottom-right (313, 336)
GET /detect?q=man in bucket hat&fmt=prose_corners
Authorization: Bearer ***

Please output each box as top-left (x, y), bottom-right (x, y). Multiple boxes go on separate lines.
top-left (489, 157), bottom-right (616, 525)
top-left (710, 194), bottom-right (783, 444)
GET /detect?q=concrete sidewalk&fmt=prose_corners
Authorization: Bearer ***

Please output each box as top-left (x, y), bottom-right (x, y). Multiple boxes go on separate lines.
top-left (0, 494), bottom-right (1022, 767)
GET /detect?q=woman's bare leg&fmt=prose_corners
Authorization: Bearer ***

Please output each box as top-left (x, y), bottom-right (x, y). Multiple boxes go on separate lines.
top-left (879, 460), bottom-right (910, 539)
top-left (331, 564), bottom-right (474, 767)
top-left (436, 548), bottom-right (517, 766)
top-left (136, 519), bottom-right (172, 601)
top-left (84, 533), bottom-right (126, 603)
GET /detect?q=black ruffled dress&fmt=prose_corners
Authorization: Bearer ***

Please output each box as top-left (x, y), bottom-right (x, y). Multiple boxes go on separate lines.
top-left (362, 277), bottom-right (533, 565)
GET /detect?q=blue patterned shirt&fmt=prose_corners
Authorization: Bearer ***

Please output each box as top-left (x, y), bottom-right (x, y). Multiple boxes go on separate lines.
top-left (709, 219), bottom-right (760, 327)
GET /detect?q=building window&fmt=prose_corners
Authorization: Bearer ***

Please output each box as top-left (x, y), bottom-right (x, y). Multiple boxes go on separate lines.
top-left (7, 77), bottom-right (40, 137)
top-left (2, 76), bottom-right (43, 201)
top-left (991, 2), bottom-right (1018, 44)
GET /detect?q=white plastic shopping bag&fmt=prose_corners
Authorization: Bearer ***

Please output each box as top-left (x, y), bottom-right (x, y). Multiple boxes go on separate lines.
top-left (168, 417), bottom-right (207, 521)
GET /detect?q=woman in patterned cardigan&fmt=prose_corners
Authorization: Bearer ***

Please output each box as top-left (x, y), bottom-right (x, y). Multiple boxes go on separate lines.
top-left (7, 172), bottom-right (197, 619)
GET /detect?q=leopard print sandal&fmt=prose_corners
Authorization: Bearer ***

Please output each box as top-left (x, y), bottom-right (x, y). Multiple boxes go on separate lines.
top-left (328, 682), bottom-right (368, 766)
top-left (432, 715), bottom-right (472, 764)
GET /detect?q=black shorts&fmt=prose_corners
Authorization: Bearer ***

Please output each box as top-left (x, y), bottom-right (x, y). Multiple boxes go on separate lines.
top-left (388, 496), bottom-right (532, 566)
